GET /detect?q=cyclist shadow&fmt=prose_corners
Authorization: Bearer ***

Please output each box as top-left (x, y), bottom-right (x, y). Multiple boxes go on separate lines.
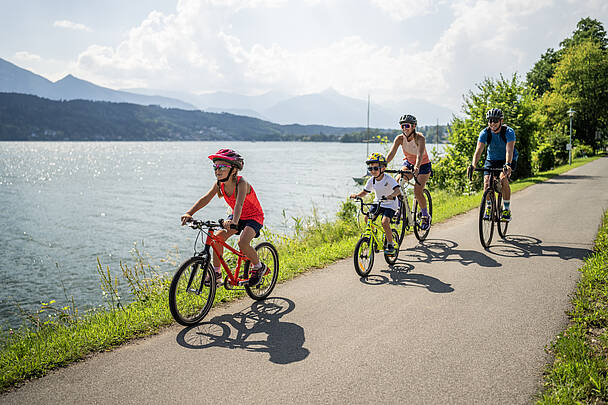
top-left (397, 239), bottom-right (502, 268)
top-left (489, 234), bottom-right (592, 261)
top-left (175, 297), bottom-right (310, 364)
top-left (361, 263), bottom-right (454, 293)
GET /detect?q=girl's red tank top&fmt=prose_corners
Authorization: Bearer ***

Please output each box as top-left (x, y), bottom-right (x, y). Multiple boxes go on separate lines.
top-left (220, 176), bottom-right (264, 224)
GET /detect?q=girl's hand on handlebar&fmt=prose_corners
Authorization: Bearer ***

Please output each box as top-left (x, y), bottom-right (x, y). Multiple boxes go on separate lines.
top-left (181, 213), bottom-right (192, 226)
top-left (349, 194), bottom-right (358, 199)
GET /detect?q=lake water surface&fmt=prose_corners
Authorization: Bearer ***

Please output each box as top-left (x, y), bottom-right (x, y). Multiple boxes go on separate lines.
top-left (0, 141), bottom-right (447, 328)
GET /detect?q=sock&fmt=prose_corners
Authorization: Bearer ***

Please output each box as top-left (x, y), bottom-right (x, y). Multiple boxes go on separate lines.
top-left (253, 263), bottom-right (262, 269)
top-left (503, 200), bottom-right (510, 210)
top-left (421, 208), bottom-right (428, 217)
top-left (214, 266), bottom-right (221, 274)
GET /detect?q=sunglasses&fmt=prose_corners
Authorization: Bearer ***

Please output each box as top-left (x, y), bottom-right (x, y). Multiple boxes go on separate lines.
top-left (213, 164), bottom-right (231, 171)
top-left (488, 118), bottom-right (501, 124)
top-left (367, 166), bottom-right (381, 171)
top-left (401, 123), bottom-right (412, 129)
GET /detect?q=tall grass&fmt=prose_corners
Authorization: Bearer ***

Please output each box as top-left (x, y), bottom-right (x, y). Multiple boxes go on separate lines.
top-left (0, 155), bottom-right (600, 392)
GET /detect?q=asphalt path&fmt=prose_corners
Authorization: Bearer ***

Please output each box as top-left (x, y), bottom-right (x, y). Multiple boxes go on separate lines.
top-left (3, 157), bottom-right (608, 404)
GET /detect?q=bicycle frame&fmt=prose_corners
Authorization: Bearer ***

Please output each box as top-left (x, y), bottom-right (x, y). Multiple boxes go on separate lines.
top-left (385, 169), bottom-right (419, 226)
top-left (354, 198), bottom-right (388, 250)
top-left (194, 223), bottom-right (255, 287)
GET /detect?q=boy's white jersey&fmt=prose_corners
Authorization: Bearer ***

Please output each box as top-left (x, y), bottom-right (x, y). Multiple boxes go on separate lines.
top-left (363, 174), bottom-right (399, 210)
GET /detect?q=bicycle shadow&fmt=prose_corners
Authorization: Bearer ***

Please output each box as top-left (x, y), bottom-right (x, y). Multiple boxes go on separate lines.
top-left (488, 234), bottom-right (592, 261)
top-left (360, 263), bottom-right (454, 293)
top-left (395, 239), bottom-right (502, 268)
top-left (175, 297), bottom-right (310, 364)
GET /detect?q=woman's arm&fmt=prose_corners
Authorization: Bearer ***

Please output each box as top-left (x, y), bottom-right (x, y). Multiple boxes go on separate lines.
top-left (386, 135), bottom-right (403, 164)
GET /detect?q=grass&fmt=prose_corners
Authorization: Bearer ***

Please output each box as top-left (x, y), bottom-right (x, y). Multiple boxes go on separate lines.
top-left (537, 209), bottom-right (608, 404)
top-left (0, 155), bottom-right (602, 392)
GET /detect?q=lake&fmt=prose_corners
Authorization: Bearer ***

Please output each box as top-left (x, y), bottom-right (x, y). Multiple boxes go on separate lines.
top-left (0, 141), bottom-right (447, 328)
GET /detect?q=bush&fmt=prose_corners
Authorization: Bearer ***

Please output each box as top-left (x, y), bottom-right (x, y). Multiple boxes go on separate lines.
top-left (573, 144), bottom-right (594, 158)
top-left (532, 142), bottom-right (556, 172)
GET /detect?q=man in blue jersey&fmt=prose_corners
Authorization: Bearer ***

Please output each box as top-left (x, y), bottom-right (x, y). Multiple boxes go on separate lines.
top-left (467, 108), bottom-right (518, 222)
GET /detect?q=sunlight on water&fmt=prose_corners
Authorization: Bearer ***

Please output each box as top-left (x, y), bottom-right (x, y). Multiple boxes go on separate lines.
top-left (0, 141), bottom-right (447, 328)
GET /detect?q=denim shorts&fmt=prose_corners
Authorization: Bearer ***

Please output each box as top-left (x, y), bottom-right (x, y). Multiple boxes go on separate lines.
top-left (402, 161), bottom-right (432, 175)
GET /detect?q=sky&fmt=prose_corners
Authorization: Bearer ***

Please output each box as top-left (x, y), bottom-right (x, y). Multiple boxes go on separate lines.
top-left (2, 0), bottom-right (608, 112)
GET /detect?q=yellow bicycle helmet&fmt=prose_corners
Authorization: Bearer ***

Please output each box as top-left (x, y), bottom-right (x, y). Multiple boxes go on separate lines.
top-left (365, 152), bottom-right (387, 166)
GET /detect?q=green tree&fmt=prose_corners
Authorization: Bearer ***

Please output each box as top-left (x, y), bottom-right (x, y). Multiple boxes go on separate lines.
top-left (526, 48), bottom-right (559, 96)
top-left (546, 39), bottom-right (608, 152)
top-left (560, 17), bottom-right (608, 50)
top-left (432, 74), bottom-right (537, 193)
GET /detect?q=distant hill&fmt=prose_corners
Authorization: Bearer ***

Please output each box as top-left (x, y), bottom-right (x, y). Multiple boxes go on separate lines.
top-left (0, 58), bottom-right (196, 110)
top-left (0, 92), bottom-right (368, 141)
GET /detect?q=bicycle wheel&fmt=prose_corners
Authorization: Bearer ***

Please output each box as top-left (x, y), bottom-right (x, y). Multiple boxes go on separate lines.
top-left (169, 257), bottom-right (216, 326)
top-left (496, 193), bottom-right (509, 239)
top-left (479, 188), bottom-right (495, 249)
top-left (245, 242), bottom-right (279, 300)
top-left (354, 236), bottom-right (375, 277)
top-left (413, 189), bottom-right (433, 241)
top-left (384, 229), bottom-right (400, 265)
top-left (394, 197), bottom-right (407, 245)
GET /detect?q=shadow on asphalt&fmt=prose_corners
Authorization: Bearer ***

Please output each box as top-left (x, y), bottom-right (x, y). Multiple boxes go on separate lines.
top-left (397, 238), bottom-right (502, 268)
top-left (541, 174), bottom-right (601, 185)
top-left (488, 234), bottom-right (592, 260)
top-left (361, 267), bottom-right (455, 293)
top-left (175, 297), bottom-right (309, 364)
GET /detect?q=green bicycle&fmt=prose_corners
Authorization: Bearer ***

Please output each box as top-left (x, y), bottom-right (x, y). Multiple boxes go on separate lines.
top-left (352, 197), bottom-right (400, 277)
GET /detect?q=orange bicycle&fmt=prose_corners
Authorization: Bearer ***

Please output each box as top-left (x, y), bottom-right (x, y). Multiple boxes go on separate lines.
top-left (169, 219), bottom-right (279, 326)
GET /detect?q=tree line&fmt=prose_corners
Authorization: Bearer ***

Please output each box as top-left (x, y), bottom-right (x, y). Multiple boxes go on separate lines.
top-left (432, 17), bottom-right (608, 193)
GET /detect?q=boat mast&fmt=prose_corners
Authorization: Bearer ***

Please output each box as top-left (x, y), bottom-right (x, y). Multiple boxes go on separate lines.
top-left (366, 93), bottom-right (370, 156)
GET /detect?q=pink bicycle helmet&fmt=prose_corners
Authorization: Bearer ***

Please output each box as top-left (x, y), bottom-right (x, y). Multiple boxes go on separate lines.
top-left (208, 148), bottom-right (244, 170)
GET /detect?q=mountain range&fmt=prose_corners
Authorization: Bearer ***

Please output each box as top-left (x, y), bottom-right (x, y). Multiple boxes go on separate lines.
top-left (0, 57), bottom-right (455, 127)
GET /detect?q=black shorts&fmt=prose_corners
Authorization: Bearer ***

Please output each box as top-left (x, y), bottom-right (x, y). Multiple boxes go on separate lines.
top-left (483, 159), bottom-right (517, 176)
top-left (370, 204), bottom-right (395, 220)
top-left (236, 219), bottom-right (263, 238)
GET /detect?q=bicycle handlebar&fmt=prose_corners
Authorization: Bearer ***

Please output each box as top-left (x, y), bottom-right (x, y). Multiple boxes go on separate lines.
top-left (384, 169), bottom-right (422, 186)
top-left (185, 219), bottom-right (223, 229)
top-left (351, 197), bottom-right (382, 216)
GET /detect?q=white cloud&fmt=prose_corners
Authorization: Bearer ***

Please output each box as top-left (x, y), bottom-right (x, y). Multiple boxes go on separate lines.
top-left (53, 20), bottom-right (92, 32)
top-left (370, 0), bottom-right (439, 20)
top-left (14, 51), bottom-right (41, 62)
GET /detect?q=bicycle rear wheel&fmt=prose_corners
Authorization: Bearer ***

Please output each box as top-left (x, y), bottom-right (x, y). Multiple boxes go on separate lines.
top-left (354, 236), bottom-right (374, 277)
top-left (413, 189), bottom-right (433, 241)
top-left (479, 189), bottom-right (495, 248)
top-left (496, 193), bottom-right (509, 239)
top-left (169, 257), bottom-right (216, 326)
top-left (245, 242), bottom-right (279, 300)
top-left (384, 229), bottom-right (400, 265)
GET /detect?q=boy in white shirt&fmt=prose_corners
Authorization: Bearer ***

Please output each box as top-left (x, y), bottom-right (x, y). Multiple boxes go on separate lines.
top-left (350, 152), bottom-right (401, 255)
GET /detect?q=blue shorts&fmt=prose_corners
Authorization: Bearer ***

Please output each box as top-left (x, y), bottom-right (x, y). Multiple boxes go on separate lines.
top-left (370, 204), bottom-right (395, 220)
top-left (402, 161), bottom-right (432, 175)
top-left (483, 159), bottom-right (517, 176)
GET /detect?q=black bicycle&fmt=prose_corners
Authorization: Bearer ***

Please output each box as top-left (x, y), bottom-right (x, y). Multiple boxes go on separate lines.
top-left (471, 167), bottom-right (509, 248)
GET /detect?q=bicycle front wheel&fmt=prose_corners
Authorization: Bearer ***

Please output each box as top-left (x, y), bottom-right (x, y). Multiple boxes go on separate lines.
top-left (413, 189), bottom-right (433, 241)
top-left (394, 197), bottom-right (407, 245)
top-left (479, 189), bottom-right (495, 248)
top-left (354, 236), bottom-right (375, 277)
top-left (169, 257), bottom-right (216, 326)
top-left (245, 242), bottom-right (279, 300)
top-left (496, 193), bottom-right (509, 239)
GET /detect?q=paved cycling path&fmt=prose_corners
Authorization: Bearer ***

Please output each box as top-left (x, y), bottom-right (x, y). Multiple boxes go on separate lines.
top-left (4, 157), bottom-right (608, 404)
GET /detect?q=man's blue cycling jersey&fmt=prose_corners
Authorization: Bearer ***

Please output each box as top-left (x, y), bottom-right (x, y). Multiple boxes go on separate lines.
top-left (478, 126), bottom-right (518, 161)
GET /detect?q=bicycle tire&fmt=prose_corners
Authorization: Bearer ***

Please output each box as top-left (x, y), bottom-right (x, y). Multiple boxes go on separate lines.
top-left (395, 197), bottom-right (407, 245)
top-left (413, 189), bottom-right (433, 241)
top-left (169, 256), bottom-right (216, 326)
top-left (479, 188), bottom-right (495, 248)
top-left (384, 229), bottom-right (400, 265)
top-left (496, 193), bottom-right (509, 239)
top-left (354, 236), bottom-right (374, 277)
top-left (244, 242), bottom-right (279, 300)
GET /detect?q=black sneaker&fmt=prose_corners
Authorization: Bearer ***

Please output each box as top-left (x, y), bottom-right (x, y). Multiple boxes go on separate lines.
top-left (248, 263), bottom-right (267, 286)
